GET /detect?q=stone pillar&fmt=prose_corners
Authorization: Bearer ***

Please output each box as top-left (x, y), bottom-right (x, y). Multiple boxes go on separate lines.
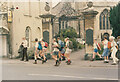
top-left (49, 22), bottom-right (52, 53)
top-left (82, 10), bottom-right (98, 56)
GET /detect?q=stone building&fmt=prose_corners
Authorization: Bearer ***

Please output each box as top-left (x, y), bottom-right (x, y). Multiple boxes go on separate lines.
top-left (0, 0), bottom-right (119, 57)
top-left (0, 1), bottom-right (53, 57)
top-left (51, 1), bottom-right (118, 41)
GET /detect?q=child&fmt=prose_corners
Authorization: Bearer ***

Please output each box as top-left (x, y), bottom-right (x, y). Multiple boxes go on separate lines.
top-left (34, 38), bottom-right (42, 64)
top-left (91, 39), bottom-right (102, 61)
top-left (102, 36), bottom-right (109, 63)
top-left (52, 38), bottom-right (60, 66)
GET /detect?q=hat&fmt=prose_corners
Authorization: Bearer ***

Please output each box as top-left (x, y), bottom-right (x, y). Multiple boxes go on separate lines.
top-left (109, 36), bottom-right (115, 40)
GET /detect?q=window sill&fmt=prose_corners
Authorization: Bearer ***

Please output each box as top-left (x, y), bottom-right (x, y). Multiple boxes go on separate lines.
top-left (35, 16), bottom-right (41, 19)
top-left (24, 14), bottom-right (32, 17)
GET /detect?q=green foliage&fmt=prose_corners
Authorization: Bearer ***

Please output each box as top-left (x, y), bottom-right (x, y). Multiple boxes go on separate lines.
top-left (54, 27), bottom-right (83, 50)
top-left (109, 2), bottom-right (120, 38)
top-left (78, 43), bottom-right (85, 49)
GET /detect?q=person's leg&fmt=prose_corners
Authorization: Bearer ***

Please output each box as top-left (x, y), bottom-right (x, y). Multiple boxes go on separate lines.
top-left (92, 52), bottom-right (96, 59)
top-left (112, 50), bottom-right (118, 64)
top-left (21, 48), bottom-right (25, 61)
top-left (25, 48), bottom-right (28, 61)
top-left (34, 50), bottom-right (38, 64)
top-left (97, 52), bottom-right (102, 58)
top-left (111, 50), bottom-right (116, 63)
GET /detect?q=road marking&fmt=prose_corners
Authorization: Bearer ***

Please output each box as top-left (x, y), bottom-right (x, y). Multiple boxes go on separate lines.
top-left (28, 74), bottom-right (118, 80)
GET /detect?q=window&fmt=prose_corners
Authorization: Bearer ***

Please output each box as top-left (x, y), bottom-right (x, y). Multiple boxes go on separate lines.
top-left (99, 9), bottom-right (110, 30)
top-left (25, 27), bottom-right (30, 47)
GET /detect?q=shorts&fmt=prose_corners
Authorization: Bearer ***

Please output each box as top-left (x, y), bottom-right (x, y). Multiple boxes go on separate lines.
top-left (53, 51), bottom-right (59, 56)
top-left (102, 48), bottom-right (109, 57)
top-left (61, 49), bottom-right (65, 54)
top-left (59, 47), bottom-right (64, 51)
top-left (65, 48), bottom-right (72, 54)
top-left (94, 48), bottom-right (98, 53)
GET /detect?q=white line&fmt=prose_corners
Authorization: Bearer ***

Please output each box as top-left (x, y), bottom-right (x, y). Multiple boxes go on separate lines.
top-left (28, 74), bottom-right (118, 80)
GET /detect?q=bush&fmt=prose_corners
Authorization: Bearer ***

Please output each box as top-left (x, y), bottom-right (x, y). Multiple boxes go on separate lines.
top-left (78, 43), bottom-right (85, 49)
top-left (54, 27), bottom-right (80, 51)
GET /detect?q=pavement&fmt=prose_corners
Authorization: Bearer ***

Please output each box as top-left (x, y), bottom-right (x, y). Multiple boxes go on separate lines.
top-left (1, 49), bottom-right (119, 80)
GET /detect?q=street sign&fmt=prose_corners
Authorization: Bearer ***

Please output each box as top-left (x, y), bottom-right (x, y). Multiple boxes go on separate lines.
top-left (7, 11), bottom-right (12, 23)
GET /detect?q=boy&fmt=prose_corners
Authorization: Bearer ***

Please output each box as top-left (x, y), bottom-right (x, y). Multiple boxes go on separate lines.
top-left (34, 38), bottom-right (42, 64)
top-left (52, 38), bottom-right (60, 66)
top-left (64, 38), bottom-right (72, 65)
top-left (91, 39), bottom-right (102, 61)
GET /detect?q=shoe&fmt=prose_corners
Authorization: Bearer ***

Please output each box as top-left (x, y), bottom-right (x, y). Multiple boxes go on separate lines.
top-left (111, 63), bottom-right (117, 65)
top-left (42, 60), bottom-right (45, 64)
top-left (67, 60), bottom-right (71, 65)
top-left (33, 61), bottom-right (37, 64)
top-left (104, 61), bottom-right (109, 63)
top-left (66, 61), bottom-right (68, 63)
top-left (91, 58), bottom-right (95, 61)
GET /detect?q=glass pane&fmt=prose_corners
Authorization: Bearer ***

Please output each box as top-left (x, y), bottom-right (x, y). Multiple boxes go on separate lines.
top-left (103, 15), bottom-right (105, 29)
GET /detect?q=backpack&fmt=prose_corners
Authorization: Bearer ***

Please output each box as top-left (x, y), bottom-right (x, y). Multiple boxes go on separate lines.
top-left (38, 42), bottom-right (42, 50)
top-left (68, 41), bottom-right (73, 49)
top-left (61, 41), bottom-right (65, 48)
top-left (97, 43), bottom-right (101, 50)
top-left (44, 42), bottom-right (48, 48)
top-left (108, 41), bottom-right (111, 49)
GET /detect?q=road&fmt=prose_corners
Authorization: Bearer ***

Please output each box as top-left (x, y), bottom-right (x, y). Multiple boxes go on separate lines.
top-left (2, 49), bottom-right (119, 80)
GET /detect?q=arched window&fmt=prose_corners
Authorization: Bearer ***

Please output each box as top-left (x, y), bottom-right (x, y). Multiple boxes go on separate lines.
top-left (25, 26), bottom-right (30, 47)
top-left (99, 9), bottom-right (110, 30)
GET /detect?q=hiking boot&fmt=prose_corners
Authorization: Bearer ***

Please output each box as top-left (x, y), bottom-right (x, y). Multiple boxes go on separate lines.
top-left (104, 61), bottom-right (109, 63)
top-left (91, 58), bottom-right (95, 61)
top-left (33, 61), bottom-right (37, 64)
top-left (67, 60), bottom-right (71, 65)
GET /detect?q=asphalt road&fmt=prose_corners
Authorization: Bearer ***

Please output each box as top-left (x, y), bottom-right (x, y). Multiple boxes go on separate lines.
top-left (2, 49), bottom-right (119, 80)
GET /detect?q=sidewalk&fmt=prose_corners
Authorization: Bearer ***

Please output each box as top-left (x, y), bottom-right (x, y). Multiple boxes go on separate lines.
top-left (2, 49), bottom-right (118, 68)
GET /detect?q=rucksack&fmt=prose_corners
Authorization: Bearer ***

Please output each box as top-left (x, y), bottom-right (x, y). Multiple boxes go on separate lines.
top-left (61, 41), bottom-right (65, 48)
top-left (68, 41), bottom-right (73, 49)
top-left (97, 43), bottom-right (101, 50)
top-left (108, 41), bottom-right (111, 49)
top-left (38, 42), bottom-right (42, 50)
top-left (44, 42), bottom-right (48, 48)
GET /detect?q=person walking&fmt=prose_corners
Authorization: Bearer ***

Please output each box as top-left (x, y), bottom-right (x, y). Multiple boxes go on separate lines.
top-left (57, 37), bottom-right (65, 63)
top-left (102, 36), bottom-right (109, 63)
top-left (64, 38), bottom-right (72, 65)
top-left (41, 39), bottom-right (47, 64)
top-left (33, 38), bottom-right (42, 64)
top-left (91, 39), bottom-right (102, 61)
top-left (52, 38), bottom-right (60, 66)
top-left (109, 36), bottom-right (119, 65)
top-left (21, 37), bottom-right (28, 61)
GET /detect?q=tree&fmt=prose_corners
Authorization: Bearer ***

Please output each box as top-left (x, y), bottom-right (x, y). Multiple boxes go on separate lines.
top-left (109, 2), bottom-right (120, 38)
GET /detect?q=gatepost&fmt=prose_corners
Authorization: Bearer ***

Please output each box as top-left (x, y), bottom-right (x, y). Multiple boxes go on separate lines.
top-left (82, 10), bottom-right (98, 60)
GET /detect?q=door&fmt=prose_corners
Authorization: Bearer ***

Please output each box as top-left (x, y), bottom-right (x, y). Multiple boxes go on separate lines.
top-left (43, 31), bottom-right (49, 44)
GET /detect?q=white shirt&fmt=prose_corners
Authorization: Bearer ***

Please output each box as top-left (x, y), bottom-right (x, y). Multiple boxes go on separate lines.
top-left (103, 40), bottom-right (108, 49)
top-left (111, 40), bottom-right (117, 51)
top-left (41, 41), bottom-right (46, 49)
top-left (93, 43), bottom-right (98, 49)
top-left (53, 42), bottom-right (59, 52)
top-left (66, 41), bottom-right (69, 48)
top-left (35, 42), bottom-right (38, 48)
top-left (22, 40), bottom-right (28, 48)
